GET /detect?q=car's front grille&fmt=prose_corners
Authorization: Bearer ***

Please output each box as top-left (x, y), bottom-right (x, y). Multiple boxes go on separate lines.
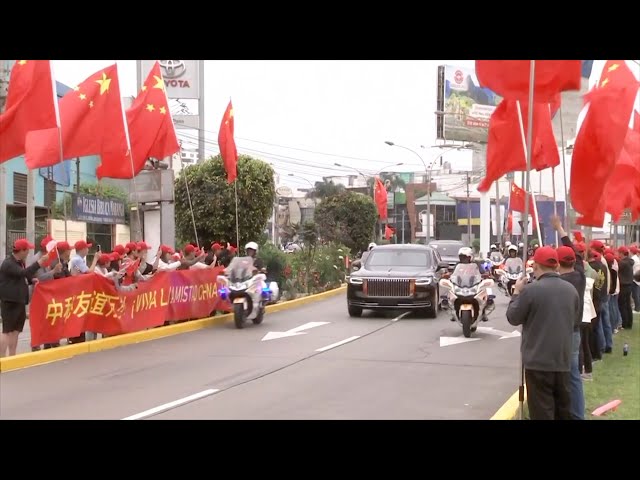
top-left (365, 278), bottom-right (412, 297)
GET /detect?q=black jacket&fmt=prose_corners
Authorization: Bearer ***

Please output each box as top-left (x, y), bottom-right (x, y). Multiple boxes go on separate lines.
top-left (589, 260), bottom-right (608, 313)
top-left (559, 270), bottom-right (586, 330)
top-left (618, 257), bottom-right (635, 285)
top-left (0, 255), bottom-right (42, 304)
top-left (560, 235), bottom-right (585, 275)
top-left (506, 272), bottom-right (579, 372)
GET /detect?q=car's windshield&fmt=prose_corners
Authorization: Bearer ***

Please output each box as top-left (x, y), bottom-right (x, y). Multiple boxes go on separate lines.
top-left (366, 250), bottom-right (432, 271)
top-left (451, 263), bottom-right (481, 288)
top-left (505, 257), bottom-right (524, 273)
top-left (226, 256), bottom-right (255, 282)
top-left (430, 243), bottom-right (463, 257)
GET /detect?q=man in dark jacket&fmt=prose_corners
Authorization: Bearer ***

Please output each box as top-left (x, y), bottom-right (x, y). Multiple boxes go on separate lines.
top-left (588, 250), bottom-right (608, 360)
top-left (556, 246), bottom-right (586, 420)
top-left (506, 246), bottom-right (579, 420)
top-left (0, 239), bottom-right (50, 357)
top-left (617, 246), bottom-right (635, 330)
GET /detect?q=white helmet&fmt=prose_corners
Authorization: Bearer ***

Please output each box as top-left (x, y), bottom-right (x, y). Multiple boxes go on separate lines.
top-left (368, 242), bottom-right (377, 250)
top-left (245, 241), bottom-right (259, 252)
top-left (491, 244), bottom-right (497, 249)
top-left (458, 247), bottom-right (473, 258)
top-left (505, 241), bottom-right (512, 247)
top-left (508, 245), bottom-right (518, 252)
top-left (518, 242), bottom-right (524, 248)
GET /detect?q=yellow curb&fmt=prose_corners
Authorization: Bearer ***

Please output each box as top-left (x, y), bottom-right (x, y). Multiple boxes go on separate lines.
top-left (0, 284), bottom-right (347, 373)
top-left (490, 387), bottom-right (528, 420)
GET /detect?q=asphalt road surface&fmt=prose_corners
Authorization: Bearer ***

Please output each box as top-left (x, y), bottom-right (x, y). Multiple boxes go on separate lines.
top-left (0, 291), bottom-right (522, 419)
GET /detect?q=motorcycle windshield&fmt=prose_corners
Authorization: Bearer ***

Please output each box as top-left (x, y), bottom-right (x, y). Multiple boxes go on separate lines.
top-left (490, 253), bottom-right (503, 262)
top-left (504, 258), bottom-right (523, 274)
top-left (226, 256), bottom-right (255, 283)
top-left (451, 263), bottom-right (482, 288)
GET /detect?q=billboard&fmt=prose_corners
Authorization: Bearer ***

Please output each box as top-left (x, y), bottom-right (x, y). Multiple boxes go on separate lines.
top-left (436, 64), bottom-right (501, 143)
top-left (71, 193), bottom-right (126, 225)
top-left (138, 60), bottom-right (201, 99)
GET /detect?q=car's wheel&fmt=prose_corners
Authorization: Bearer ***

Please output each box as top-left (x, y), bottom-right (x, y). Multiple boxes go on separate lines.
top-left (425, 288), bottom-right (438, 318)
top-left (348, 304), bottom-right (363, 317)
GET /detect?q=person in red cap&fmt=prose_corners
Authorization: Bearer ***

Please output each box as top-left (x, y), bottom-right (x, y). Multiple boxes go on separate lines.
top-left (137, 241), bottom-right (155, 276)
top-left (586, 250), bottom-right (609, 360)
top-left (631, 245), bottom-right (640, 312)
top-left (617, 246), bottom-right (635, 329)
top-left (176, 244), bottom-right (206, 270)
top-left (206, 242), bottom-right (225, 267)
top-left (0, 239), bottom-right (50, 357)
top-left (506, 245), bottom-right (579, 420)
top-left (603, 252), bottom-right (622, 333)
top-left (588, 240), bottom-right (613, 357)
top-left (69, 240), bottom-right (98, 277)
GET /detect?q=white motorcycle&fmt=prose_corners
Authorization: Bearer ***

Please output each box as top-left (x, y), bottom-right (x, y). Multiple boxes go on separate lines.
top-left (495, 265), bottom-right (534, 296)
top-left (439, 264), bottom-right (496, 338)
top-left (218, 256), bottom-right (277, 329)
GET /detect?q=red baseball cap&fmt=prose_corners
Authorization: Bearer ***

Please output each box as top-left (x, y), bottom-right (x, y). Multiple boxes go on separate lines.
top-left (590, 250), bottom-right (602, 262)
top-left (160, 244), bottom-right (174, 254)
top-left (56, 241), bottom-right (71, 252)
top-left (574, 242), bottom-right (586, 254)
top-left (604, 252), bottom-right (615, 264)
top-left (109, 252), bottom-right (121, 262)
top-left (184, 244), bottom-right (196, 255)
top-left (13, 238), bottom-right (35, 251)
top-left (114, 244), bottom-right (126, 255)
top-left (533, 246), bottom-right (559, 268)
top-left (590, 240), bottom-right (605, 251)
top-left (74, 240), bottom-right (92, 250)
top-left (556, 246), bottom-right (576, 263)
top-left (98, 254), bottom-right (111, 265)
top-left (137, 241), bottom-right (151, 251)
top-left (631, 246), bottom-right (639, 255)
top-left (618, 246), bottom-right (629, 255)
top-left (211, 242), bottom-right (222, 250)
top-left (125, 242), bottom-right (138, 253)
top-left (40, 235), bottom-right (54, 249)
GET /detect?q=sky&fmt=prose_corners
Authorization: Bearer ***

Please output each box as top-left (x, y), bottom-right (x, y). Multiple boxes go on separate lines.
top-left (50, 60), bottom-right (476, 191)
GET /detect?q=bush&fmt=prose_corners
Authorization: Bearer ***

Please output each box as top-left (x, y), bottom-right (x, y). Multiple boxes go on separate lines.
top-left (259, 242), bottom-right (289, 290)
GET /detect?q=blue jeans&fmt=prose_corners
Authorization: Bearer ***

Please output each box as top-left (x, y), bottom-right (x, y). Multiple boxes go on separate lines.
top-left (569, 330), bottom-right (585, 420)
top-left (610, 294), bottom-right (622, 330)
top-left (600, 295), bottom-right (613, 350)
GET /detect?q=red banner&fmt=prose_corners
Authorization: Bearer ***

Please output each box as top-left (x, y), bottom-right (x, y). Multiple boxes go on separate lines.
top-left (29, 268), bottom-right (231, 347)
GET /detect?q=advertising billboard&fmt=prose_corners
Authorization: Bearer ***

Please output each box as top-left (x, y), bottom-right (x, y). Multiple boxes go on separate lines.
top-left (138, 60), bottom-right (201, 99)
top-left (436, 65), bottom-right (501, 143)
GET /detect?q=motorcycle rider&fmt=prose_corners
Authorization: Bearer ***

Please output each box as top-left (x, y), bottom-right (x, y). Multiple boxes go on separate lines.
top-left (244, 241), bottom-right (266, 274)
top-left (489, 244), bottom-right (505, 276)
top-left (502, 244), bottom-right (525, 293)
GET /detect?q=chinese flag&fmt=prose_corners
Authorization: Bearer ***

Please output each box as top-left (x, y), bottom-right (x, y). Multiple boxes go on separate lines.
top-left (475, 60), bottom-right (582, 103)
top-left (24, 64), bottom-right (131, 170)
top-left (506, 211), bottom-right (513, 233)
top-left (603, 110), bottom-right (640, 222)
top-left (0, 60), bottom-right (59, 164)
top-left (374, 177), bottom-right (388, 220)
top-left (97, 61), bottom-right (180, 179)
top-left (571, 60), bottom-right (640, 226)
top-left (384, 224), bottom-right (396, 240)
top-left (218, 100), bottom-right (238, 183)
top-left (478, 96), bottom-right (560, 192)
top-left (508, 181), bottom-right (537, 227)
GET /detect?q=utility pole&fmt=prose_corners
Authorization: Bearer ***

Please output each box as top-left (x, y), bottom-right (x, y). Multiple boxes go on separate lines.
top-left (401, 208), bottom-right (405, 244)
top-left (466, 172), bottom-right (472, 243)
top-left (0, 60), bottom-right (10, 256)
top-left (495, 180), bottom-right (501, 245)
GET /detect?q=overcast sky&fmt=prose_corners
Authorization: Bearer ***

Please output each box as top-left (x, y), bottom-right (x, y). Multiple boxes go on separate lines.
top-left (50, 60), bottom-right (476, 190)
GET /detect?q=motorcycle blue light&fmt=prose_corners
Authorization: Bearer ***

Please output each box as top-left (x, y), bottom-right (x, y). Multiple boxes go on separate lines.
top-left (219, 287), bottom-right (228, 300)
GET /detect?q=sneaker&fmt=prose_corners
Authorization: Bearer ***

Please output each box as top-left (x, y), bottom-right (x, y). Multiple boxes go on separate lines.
top-left (605, 347), bottom-right (612, 354)
top-left (581, 373), bottom-right (593, 381)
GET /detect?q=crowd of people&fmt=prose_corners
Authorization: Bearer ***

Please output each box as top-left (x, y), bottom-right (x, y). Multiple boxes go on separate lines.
top-left (506, 216), bottom-right (640, 420)
top-left (0, 236), bottom-right (246, 357)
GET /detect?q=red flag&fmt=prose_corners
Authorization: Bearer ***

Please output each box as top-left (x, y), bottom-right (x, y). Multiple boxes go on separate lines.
top-left (374, 177), bottom-right (388, 220)
top-left (24, 64), bottom-right (131, 170)
top-left (603, 110), bottom-right (640, 221)
top-left (506, 211), bottom-right (513, 233)
top-left (475, 60), bottom-right (582, 103)
top-left (478, 97), bottom-right (560, 192)
top-left (96, 61), bottom-right (179, 179)
top-left (508, 182), bottom-right (537, 226)
top-left (384, 224), bottom-right (396, 240)
top-left (571, 60), bottom-right (640, 226)
top-left (218, 100), bottom-right (238, 183)
top-left (573, 231), bottom-right (585, 243)
top-left (0, 60), bottom-right (59, 164)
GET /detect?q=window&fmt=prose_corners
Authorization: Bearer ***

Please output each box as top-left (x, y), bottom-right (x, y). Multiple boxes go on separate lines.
top-left (86, 223), bottom-right (114, 256)
top-left (13, 172), bottom-right (27, 204)
top-left (366, 250), bottom-right (432, 271)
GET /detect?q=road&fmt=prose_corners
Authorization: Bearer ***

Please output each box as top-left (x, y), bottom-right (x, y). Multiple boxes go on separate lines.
top-left (0, 291), bottom-right (522, 419)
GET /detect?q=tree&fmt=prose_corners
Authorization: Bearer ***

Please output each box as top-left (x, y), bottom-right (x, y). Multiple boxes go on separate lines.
top-left (314, 191), bottom-right (377, 253)
top-left (306, 180), bottom-right (345, 200)
top-left (174, 155), bottom-right (275, 249)
top-left (366, 172), bottom-right (406, 192)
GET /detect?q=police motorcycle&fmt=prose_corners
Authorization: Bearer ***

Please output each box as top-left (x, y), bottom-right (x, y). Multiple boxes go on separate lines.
top-left (439, 260), bottom-right (496, 338)
top-left (488, 245), bottom-right (505, 279)
top-left (495, 263), bottom-right (524, 296)
top-left (218, 256), bottom-right (275, 329)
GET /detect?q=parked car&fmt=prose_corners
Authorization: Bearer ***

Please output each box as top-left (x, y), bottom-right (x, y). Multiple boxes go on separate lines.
top-left (346, 244), bottom-right (449, 318)
top-left (427, 240), bottom-right (466, 272)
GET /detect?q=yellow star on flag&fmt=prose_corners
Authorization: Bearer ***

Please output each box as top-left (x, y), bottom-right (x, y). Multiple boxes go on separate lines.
top-left (608, 63), bottom-right (620, 73)
top-left (73, 86), bottom-right (80, 91)
top-left (141, 85), bottom-right (147, 92)
top-left (79, 93), bottom-right (87, 100)
top-left (89, 101), bottom-right (94, 108)
top-left (153, 75), bottom-right (165, 91)
top-left (229, 109), bottom-right (234, 117)
top-left (159, 106), bottom-right (167, 114)
top-left (18, 60), bottom-right (27, 66)
top-left (601, 78), bottom-right (610, 88)
top-left (146, 104), bottom-right (155, 112)
top-left (95, 72), bottom-right (111, 95)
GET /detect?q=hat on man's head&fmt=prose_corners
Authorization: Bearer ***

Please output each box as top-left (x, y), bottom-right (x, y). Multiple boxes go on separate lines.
top-left (98, 254), bottom-right (112, 265)
top-left (114, 244), bottom-right (126, 255)
top-left (160, 244), bottom-right (175, 254)
top-left (630, 245), bottom-right (639, 255)
top-left (574, 242), bottom-right (586, 254)
top-left (74, 240), bottom-right (92, 250)
top-left (184, 244), bottom-right (196, 255)
top-left (40, 235), bottom-right (54, 249)
top-left (533, 246), bottom-right (559, 268)
top-left (590, 250), bottom-right (602, 262)
top-left (618, 246), bottom-right (629, 255)
top-left (556, 246), bottom-right (576, 264)
top-left (125, 242), bottom-right (138, 253)
top-left (13, 238), bottom-right (35, 251)
top-left (590, 240), bottom-right (605, 251)
top-left (56, 241), bottom-right (71, 252)
top-left (604, 252), bottom-right (615, 264)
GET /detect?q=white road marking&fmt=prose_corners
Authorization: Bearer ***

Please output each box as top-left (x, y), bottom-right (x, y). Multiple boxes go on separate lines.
top-left (439, 336), bottom-right (481, 347)
top-left (391, 311), bottom-right (411, 322)
top-left (316, 336), bottom-right (361, 352)
top-left (121, 389), bottom-right (219, 420)
top-left (261, 321), bottom-right (330, 341)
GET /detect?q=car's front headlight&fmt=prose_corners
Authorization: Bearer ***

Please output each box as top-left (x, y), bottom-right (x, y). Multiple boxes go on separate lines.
top-left (415, 277), bottom-right (432, 286)
top-left (349, 277), bottom-right (364, 285)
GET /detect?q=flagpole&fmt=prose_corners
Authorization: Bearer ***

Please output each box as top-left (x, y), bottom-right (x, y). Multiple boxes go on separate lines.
top-left (234, 180), bottom-right (240, 249)
top-left (183, 168), bottom-right (199, 248)
top-left (559, 104), bottom-right (571, 233)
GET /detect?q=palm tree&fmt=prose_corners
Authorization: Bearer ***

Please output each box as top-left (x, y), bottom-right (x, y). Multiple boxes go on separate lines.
top-left (306, 180), bottom-right (345, 200)
top-left (366, 172), bottom-right (407, 192)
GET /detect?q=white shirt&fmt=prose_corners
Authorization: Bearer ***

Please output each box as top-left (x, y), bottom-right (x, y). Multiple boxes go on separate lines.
top-left (157, 257), bottom-right (181, 272)
top-left (583, 277), bottom-right (596, 323)
top-left (632, 254), bottom-right (640, 286)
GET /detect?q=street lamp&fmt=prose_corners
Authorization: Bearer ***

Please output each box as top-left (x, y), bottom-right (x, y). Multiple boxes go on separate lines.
top-left (287, 173), bottom-right (315, 189)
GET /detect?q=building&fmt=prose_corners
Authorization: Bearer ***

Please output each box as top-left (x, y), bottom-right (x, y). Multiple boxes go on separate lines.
top-left (1, 62), bottom-right (131, 254)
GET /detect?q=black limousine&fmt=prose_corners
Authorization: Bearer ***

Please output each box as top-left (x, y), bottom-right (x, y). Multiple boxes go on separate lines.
top-left (346, 244), bottom-right (449, 318)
